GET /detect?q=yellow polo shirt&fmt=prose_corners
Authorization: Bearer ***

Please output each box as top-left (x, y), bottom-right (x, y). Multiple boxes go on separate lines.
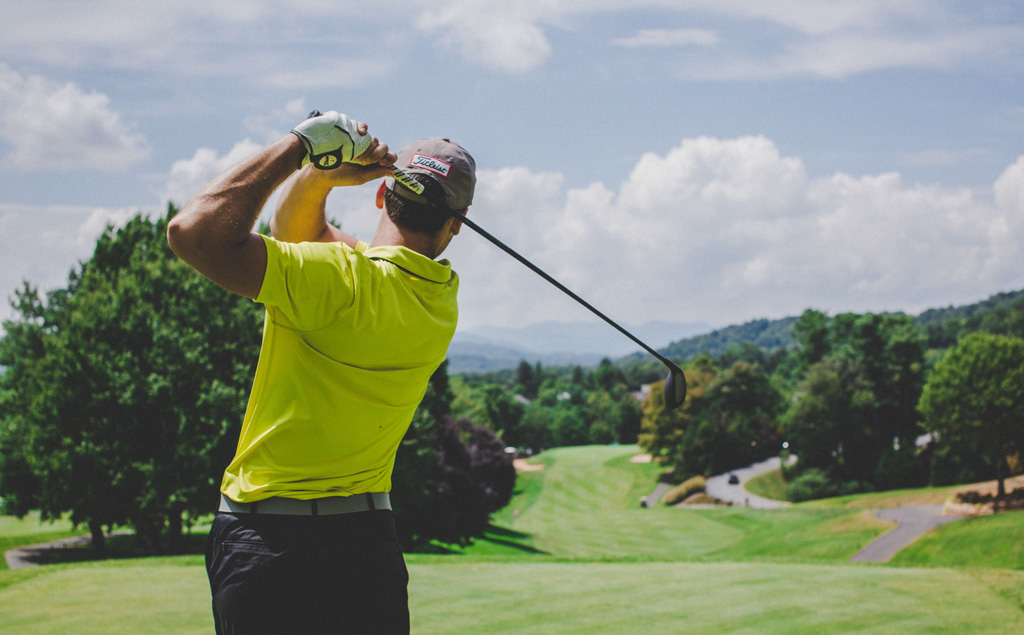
top-left (220, 236), bottom-right (458, 502)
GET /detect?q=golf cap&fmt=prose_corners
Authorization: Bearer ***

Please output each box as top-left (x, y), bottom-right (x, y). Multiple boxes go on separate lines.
top-left (388, 138), bottom-right (476, 210)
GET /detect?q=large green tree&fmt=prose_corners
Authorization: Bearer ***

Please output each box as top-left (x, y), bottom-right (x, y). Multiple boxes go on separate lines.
top-left (682, 361), bottom-right (785, 476)
top-left (0, 209), bottom-right (262, 553)
top-left (918, 332), bottom-right (1024, 496)
top-left (782, 311), bottom-right (928, 495)
top-left (783, 358), bottom-right (877, 485)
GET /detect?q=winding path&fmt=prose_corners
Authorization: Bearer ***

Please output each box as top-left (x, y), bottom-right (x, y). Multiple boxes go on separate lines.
top-left (703, 456), bottom-right (793, 509)
top-left (660, 455), bottom-right (970, 562)
top-left (4, 534), bottom-right (93, 570)
top-left (850, 505), bottom-right (966, 563)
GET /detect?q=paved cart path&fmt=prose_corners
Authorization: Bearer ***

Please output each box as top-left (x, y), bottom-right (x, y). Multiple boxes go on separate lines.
top-left (704, 456), bottom-right (794, 509)
top-left (5, 534), bottom-right (93, 569)
top-left (850, 505), bottom-right (967, 563)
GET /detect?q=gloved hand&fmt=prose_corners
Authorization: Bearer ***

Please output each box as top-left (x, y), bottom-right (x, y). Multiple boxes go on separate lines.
top-left (291, 110), bottom-right (373, 170)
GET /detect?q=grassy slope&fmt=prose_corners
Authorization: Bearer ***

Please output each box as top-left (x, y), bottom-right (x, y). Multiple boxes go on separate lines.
top-left (452, 446), bottom-right (892, 563)
top-left (1, 445), bottom-right (1022, 633)
top-left (744, 467), bottom-right (788, 500)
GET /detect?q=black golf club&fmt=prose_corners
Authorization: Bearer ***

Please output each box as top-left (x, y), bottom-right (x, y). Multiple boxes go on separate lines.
top-left (390, 165), bottom-right (687, 410)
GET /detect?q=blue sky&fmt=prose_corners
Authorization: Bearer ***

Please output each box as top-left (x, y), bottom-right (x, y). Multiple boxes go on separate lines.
top-left (1, 1), bottom-right (1023, 333)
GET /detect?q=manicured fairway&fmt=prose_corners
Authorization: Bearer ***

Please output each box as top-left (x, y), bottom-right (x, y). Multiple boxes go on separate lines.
top-left (1, 444), bottom-right (1021, 633)
top-left (0, 557), bottom-right (1021, 634)
top-left (408, 560), bottom-right (1024, 634)
top-left (0, 557), bottom-right (210, 634)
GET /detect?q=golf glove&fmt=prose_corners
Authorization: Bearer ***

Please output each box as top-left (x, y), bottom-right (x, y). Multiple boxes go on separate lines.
top-left (291, 110), bottom-right (372, 170)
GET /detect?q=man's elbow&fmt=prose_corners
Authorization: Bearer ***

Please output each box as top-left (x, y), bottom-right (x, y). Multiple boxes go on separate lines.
top-left (166, 212), bottom-right (200, 263)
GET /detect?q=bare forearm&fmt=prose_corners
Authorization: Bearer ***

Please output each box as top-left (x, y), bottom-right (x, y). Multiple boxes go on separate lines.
top-left (167, 135), bottom-right (305, 297)
top-left (271, 165), bottom-right (357, 246)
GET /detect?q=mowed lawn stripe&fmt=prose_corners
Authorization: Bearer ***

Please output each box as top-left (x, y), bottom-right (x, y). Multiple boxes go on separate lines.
top-left (1, 557), bottom-right (1020, 634)
top-left (407, 560), bottom-right (1024, 634)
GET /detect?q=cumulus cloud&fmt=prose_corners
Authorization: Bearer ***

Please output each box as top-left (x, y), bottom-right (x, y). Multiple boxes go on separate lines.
top-left (437, 137), bottom-right (1024, 329)
top-left (162, 140), bottom-right (264, 208)
top-left (0, 64), bottom-right (149, 171)
top-left (416, 3), bottom-right (552, 73)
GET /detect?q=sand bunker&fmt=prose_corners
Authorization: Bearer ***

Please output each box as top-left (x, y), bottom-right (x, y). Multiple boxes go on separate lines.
top-left (514, 458), bottom-right (544, 472)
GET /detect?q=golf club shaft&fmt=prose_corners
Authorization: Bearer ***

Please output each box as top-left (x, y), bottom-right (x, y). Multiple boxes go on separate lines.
top-left (456, 213), bottom-right (678, 368)
top-left (388, 165), bottom-right (678, 372)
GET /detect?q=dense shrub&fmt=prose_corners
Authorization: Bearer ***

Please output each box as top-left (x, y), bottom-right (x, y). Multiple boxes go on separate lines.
top-left (786, 469), bottom-right (838, 502)
top-left (662, 475), bottom-right (706, 505)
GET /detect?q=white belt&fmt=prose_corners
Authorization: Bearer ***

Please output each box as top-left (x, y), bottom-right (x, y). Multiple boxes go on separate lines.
top-left (218, 492), bottom-right (391, 515)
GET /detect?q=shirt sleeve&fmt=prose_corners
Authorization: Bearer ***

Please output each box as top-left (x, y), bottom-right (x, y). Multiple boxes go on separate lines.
top-left (256, 235), bottom-right (359, 331)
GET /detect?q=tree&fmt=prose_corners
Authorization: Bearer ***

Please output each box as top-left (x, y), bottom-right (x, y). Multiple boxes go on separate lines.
top-left (918, 332), bottom-right (1024, 496)
top-left (592, 358), bottom-right (627, 392)
top-left (514, 360), bottom-right (544, 399)
top-left (782, 358), bottom-right (876, 486)
top-left (638, 355), bottom-right (716, 476)
top-left (687, 362), bottom-right (785, 475)
top-left (392, 361), bottom-right (516, 548)
top-left (791, 309), bottom-right (831, 374)
top-left (0, 209), bottom-right (262, 553)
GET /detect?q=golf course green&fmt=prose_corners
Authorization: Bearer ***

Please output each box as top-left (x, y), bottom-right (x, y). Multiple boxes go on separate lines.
top-left (1, 445), bottom-right (1021, 633)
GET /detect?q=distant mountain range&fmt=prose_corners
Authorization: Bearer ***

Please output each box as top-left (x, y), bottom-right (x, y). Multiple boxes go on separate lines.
top-left (448, 320), bottom-right (711, 373)
top-left (448, 289), bottom-right (1024, 374)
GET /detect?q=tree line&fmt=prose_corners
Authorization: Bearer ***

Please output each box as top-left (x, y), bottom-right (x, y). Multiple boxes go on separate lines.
top-left (639, 306), bottom-right (1024, 500)
top-left (421, 291), bottom-right (1024, 502)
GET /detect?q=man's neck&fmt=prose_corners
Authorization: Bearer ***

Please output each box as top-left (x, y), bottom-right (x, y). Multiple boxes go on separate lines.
top-left (369, 215), bottom-right (445, 260)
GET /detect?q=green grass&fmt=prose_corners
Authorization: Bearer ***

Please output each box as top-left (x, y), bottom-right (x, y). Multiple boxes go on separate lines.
top-left (744, 467), bottom-right (789, 500)
top-left (0, 557), bottom-right (210, 634)
top-left (1, 444), bottom-right (1022, 632)
top-left (1, 556), bottom-right (1021, 634)
top-left (893, 510), bottom-right (1024, 570)
top-left (407, 560), bottom-right (1024, 634)
top-left (448, 446), bottom-right (892, 563)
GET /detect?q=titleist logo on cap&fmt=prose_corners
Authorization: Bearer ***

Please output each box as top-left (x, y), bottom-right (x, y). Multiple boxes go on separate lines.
top-left (409, 154), bottom-right (451, 178)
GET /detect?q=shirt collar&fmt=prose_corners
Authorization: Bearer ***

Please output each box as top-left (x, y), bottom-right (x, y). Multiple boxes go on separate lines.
top-left (358, 243), bottom-right (453, 284)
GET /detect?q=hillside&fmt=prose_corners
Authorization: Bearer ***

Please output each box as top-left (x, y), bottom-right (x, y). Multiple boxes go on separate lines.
top-left (627, 287), bottom-right (1024, 366)
top-left (449, 288), bottom-right (1024, 374)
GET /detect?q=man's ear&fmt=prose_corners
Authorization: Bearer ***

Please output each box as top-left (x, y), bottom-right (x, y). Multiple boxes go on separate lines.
top-left (375, 182), bottom-right (387, 210)
top-left (450, 208), bottom-right (468, 235)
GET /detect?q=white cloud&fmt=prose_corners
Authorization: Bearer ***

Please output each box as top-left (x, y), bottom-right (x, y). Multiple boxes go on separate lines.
top-left (612, 28), bottom-right (719, 48)
top-left (162, 140), bottom-right (264, 208)
top-left (1, 2), bottom-right (1017, 80)
top-left (439, 138), bottom-right (1024, 329)
top-left (0, 203), bottom-right (144, 321)
top-left (243, 99), bottom-right (310, 144)
top-left (0, 2), bottom-right (390, 86)
top-left (0, 64), bottom-right (149, 171)
top-left (409, 1), bottom-right (1022, 78)
top-left (416, 3), bottom-right (552, 73)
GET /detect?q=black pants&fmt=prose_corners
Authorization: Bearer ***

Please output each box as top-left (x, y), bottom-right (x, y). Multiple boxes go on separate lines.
top-left (206, 510), bottom-right (410, 634)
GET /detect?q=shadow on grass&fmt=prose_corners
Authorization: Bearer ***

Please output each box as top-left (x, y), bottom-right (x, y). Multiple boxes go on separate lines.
top-left (475, 524), bottom-right (549, 555)
top-left (410, 524), bottom-right (549, 556)
top-left (11, 532), bottom-right (207, 567)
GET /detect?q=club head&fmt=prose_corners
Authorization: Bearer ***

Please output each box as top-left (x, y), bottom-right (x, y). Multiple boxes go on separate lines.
top-left (663, 362), bottom-right (687, 410)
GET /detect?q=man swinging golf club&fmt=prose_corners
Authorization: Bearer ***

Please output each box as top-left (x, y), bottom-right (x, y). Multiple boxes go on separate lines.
top-left (168, 110), bottom-right (475, 634)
